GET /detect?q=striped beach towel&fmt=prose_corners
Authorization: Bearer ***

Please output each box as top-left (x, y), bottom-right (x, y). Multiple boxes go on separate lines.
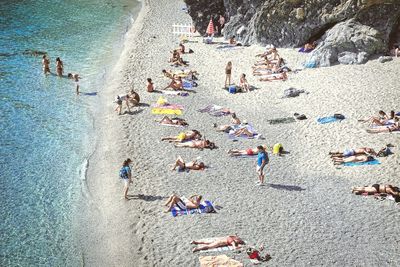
top-left (171, 199), bottom-right (215, 217)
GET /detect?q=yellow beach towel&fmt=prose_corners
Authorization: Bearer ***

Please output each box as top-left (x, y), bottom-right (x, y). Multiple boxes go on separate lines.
top-left (151, 108), bottom-right (182, 115)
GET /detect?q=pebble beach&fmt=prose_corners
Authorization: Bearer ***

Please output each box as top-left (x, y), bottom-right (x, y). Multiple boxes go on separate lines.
top-left (81, 0), bottom-right (400, 266)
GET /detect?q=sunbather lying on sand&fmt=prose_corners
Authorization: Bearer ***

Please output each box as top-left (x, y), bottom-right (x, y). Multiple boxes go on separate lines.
top-left (171, 156), bottom-right (206, 172)
top-left (228, 145), bottom-right (267, 156)
top-left (332, 155), bottom-right (375, 165)
top-left (231, 127), bottom-right (256, 138)
top-left (352, 184), bottom-right (399, 196)
top-left (259, 72), bottom-right (287, 81)
top-left (157, 116), bottom-right (188, 126)
top-left (191, 235), bottom-right (245, 252)
top-left (163, 76), bottom-right (184, 91)
top-left (214, 113), bottom-right (241, 132)
top-left (366, 117), bottom-right (400, 133)
top-left (164, 194), bottom-right (202, 212)
top-left (174, 139), bottom-right (216, 149)
top-left (161, 130), bottom-right (201, 142)
top-left (329, 147), bottom-right (377, 157)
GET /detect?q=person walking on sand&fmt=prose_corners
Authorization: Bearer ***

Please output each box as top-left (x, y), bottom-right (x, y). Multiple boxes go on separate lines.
top-left (42, 55), bottom-right (50, 74)
top-left (55, 57), bottom-right (63, 76)
top-left (225, 61), bottom-right (232, 88)
top-left (256, 145), bottom-right (269, 186)
top-left (119, 158), bottom-right (133, 199)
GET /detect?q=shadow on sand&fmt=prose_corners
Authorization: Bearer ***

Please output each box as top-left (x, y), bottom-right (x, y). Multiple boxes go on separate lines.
top-left (128, 194), bottom-right (167, 201)
top-left (268, 183), bottom-right (306, 192)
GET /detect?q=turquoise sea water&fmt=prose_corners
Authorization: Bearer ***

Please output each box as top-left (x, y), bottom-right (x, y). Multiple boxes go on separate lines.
top-left (0, 0), bottom-right (140, 265)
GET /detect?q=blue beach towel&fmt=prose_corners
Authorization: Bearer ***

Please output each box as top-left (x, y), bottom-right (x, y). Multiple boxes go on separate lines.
top-left (343, 159), bottom-right (381, 167)
top-left (317, 116), bottom-right (344, 124)
top-left (171, 200), bottom-right (215, 217)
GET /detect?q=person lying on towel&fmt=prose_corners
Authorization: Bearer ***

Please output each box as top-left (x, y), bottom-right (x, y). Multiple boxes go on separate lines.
top-left (191, 235), bottom-right (245, 252)
top-left (331, 154), bottom-right (375, 165)
top-left (164, 194), bottom-right (202, 212)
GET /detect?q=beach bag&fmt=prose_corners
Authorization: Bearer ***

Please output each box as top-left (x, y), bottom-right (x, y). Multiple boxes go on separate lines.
top-left (333, 114), bottom-right (345, 120)
top-left (228, 85), bottom-right (236, 94)
top-left (283, 87), bottom-right (302, 98)
top-left (304, 60), bottom-right (317, 68)
top-left (119, 167), bottom-right (128, 179)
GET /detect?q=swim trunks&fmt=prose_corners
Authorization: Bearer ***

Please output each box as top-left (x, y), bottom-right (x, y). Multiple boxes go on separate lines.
top-left (343, 149), bottom-right (355, 157)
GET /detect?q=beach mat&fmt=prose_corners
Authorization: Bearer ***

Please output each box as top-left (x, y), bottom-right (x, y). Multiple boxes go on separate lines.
top-left (267, 117), bottom-right (296, 125)
top-left (343, 159), bottom-right (380, 166)
top-left (317, 116), bottom-right (344, 124)
top-left (171, 198), bottom-right (215, 217)
top-left (199, 255), bottom-right (243, 267)
top-left (152, 108), bottom-right (182, 115)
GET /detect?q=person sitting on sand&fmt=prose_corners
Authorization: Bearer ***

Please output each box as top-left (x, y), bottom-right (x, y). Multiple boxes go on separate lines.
top-left (299, 41), bottom-right (316, 53)
top-left (161, 130), bottom-right (202, 142)
top-left (228, 145), bottom-right (267, 156)
top-left (352, 184), bottom-right (400, 197)
top-left (146, 78), bottom-right (154, 92)
top-left (174, 139), bottom-right (216, 150)
top-left (358, 110), bottom-right (390, 126)
top-left (178, 43), bottom-right (185, 54)
top-left (231, 127), bottom-right (256, 138)
top-left (170, 50), bottom-right (187, 66)
top-left (239, 73), bottom-right (250, 92)
top-left (332, 154), bottom-right (375, 165)
top-left (214, 113), bottom-right (241, 132)
top-left (162, 69), bottom-right (174, 79)
top-left (191, 235), bottom-right (245, 252)
top-left (366, 117), bottom-right (400, 133)
top-left (164, 194), bottom-right (202, 212)
top-left (157, 116), bottom-right (188, 126)
top-left (329, 147), bottom-right (377, 158)
top-left (163, 76), bottom-right (184, 91)
top-left (171, 156), bottom-right (206, 172)
top-left (259, 72), bottom-right (287, 81)
top-left (127, 89), bottom-right (140, 107)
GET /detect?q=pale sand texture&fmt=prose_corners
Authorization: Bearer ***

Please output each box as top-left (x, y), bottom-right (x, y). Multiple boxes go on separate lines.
top-left (80, 0), bottom-right (400, 266)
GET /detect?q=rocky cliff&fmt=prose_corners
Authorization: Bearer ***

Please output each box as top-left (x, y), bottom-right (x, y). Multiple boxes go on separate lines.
top-left (184, 0), bottom-right (400, 66)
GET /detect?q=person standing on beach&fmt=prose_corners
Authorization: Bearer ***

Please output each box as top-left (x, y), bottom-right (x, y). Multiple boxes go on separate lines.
top-left (68, 73), bottom-right (80, 94)
top-left (42, 55), bottom-right (50, 74)
top-left (55, 57), bottom-right (64, 76)
top-left (225, 61), bottom-right (232, 88)
top-left (256, 145), bottom-right (269, 186)
top-left (119, 158), bottom-right (133, 199)
top-left (218, 14), bottom-right (225, 36)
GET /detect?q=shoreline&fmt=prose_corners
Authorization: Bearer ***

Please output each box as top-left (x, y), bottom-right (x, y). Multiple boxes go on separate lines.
top-left (82, 0), bottom-right (399, 266)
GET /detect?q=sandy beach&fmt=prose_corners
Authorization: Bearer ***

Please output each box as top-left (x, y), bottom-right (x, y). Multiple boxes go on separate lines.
top-left (81, 0), bottom-right (400, 266)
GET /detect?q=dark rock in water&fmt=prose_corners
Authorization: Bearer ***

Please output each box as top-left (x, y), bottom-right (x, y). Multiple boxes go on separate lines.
top-left (378, 56), bottom-right (393, 63)
top-left (184, 0), bottom-right (400, 66)
top-left (22, 49), bottom-right (47, 56)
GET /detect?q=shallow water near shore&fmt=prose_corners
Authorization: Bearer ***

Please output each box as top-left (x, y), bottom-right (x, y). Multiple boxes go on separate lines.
top-left (0, 0), bottom-right (140, 265)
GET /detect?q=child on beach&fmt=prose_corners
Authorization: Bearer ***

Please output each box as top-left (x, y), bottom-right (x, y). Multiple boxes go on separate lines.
top-left (239, 73), bottom-right (249, 92)
top-left (119, 158), bottom-right (133, 200)
top-left (225, 61), bottom-right (232, 88)
top-left (256, 145), bottom-right (269, 186)
top-left (147, 78), bottom-right (154, 92)
top-left (115, 96), bottom-right (123, 115)
top-left (68, 73), bottom-right (80, 94)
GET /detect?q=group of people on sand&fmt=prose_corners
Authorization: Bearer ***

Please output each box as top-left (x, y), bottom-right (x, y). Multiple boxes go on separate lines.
top-left (359, 110), bottom-right (400, 133)
top-left (253, 45), bottom-right (288, 82)
top-left (42, 55), bottom-right (81, 94)
top-left (114, 89), bottom-right (141, 115)
top-left (224, 61), bottom-right (250, 92)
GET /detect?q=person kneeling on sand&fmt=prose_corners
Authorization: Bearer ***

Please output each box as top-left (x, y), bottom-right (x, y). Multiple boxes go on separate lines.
top-left (161, 130), bottom-right (201, 143)
top-left (171, 156), bottom-right (206, 172)
top-left (238, 73), bottom-right (250, 92)
top-left (331, 154), bottom-right (375, 165)
top-left (174, 139), bottom-right (216, 150)
top-left (119, 158), bottom-right (133, 200)
top-left (191, 235), bottom-right (245, 252)
top-left (164, 194), bottom-right (202, 212)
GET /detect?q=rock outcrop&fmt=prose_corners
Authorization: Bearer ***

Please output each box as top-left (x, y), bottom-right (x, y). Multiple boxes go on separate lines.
top-left (184, 0), bottom-right (400, 66)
